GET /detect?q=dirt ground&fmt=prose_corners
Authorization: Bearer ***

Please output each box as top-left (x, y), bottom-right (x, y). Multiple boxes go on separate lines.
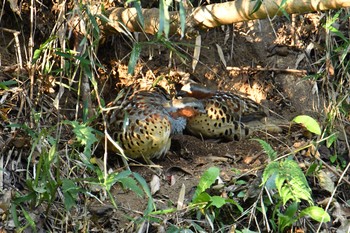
top-left (90, 16), bottom-right (349, 231)
top-left (1, 7), bottom-right (350, 232)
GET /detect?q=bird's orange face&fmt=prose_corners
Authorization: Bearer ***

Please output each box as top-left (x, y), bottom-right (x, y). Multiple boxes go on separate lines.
top-left (169, 105), bottom-right (204, 119)
top-left (165, 96), bottom-right (205, 119)
top-left (176, 106), bottom-right (202, 118)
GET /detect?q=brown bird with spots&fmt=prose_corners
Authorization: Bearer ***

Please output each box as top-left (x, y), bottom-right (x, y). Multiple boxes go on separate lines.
top-left (108, 87), bottom-right (205, 163)
top-left (179, 83), bottom-right (269, 141)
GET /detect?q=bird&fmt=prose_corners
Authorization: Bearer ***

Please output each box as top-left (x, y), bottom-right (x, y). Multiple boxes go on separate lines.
top-left (107, 87), bottom-right (205, 163)
top-left (178, 83), bottom-right (268, 141)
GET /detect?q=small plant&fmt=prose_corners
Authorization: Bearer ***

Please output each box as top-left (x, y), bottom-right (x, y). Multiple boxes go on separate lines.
top-left (320, 9), bottom-right (349, 168)
top-left (255, 137), bottom-right (330, 232)
top-left (125, 0), bottom-right (192, 75)
top-left (186, 167), bottom-right (243, 231)
top-left (9, 120), bottom-right (153, 231)
top-left (146, 167), bottom-right (243, 232)
top-left (65, 120), bottom-right (155, 215)
top-left (9, 123), bottom-right (62, 231)
top-left (191, 167), bottom-right (242, 211)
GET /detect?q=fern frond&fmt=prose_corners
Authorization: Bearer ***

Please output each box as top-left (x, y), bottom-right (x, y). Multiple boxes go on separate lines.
top-left (262, 161), bottom-right (279, 189)
top-left (263, 159), bottom-right (313, 205)
top-left (253, 138), bottom-right (277, 160)
top-left (278, 159), bottom-right (313, 205)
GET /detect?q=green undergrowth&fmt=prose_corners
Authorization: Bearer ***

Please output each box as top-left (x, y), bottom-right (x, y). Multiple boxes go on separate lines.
top-left (8, 120), bottom-right (154, 231)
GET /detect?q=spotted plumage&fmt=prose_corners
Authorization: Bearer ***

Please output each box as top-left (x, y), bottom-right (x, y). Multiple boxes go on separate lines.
top-left (108, 88), bottom-right (204, 163)
top-left (179, 83), bottom-right (267, 140)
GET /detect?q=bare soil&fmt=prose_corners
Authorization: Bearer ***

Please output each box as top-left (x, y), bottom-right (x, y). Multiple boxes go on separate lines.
top-left (92, 16), bottom-right (349, 232)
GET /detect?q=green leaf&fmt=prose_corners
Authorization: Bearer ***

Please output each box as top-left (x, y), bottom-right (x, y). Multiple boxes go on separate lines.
top-left (104, 170), bottom-right (132, 190)
top-left (0, 80), bottom-right (17, 90)
top-left (119, 177), bottom-right (144, 197)
top-left (62, 179), bottom-right (84, 210)
top-left (132, 172), bottom-right (154, 215)
top-left (277, 181), bottom-right (294, 205)
top-left (128, 43), bottom-right (142, 75)
top-left (280, 7), bottom-right (290, 21)
top-left (74, 54), bottom-right (92, 65)
top-left (133, 1), bottom-right (144, 28)
top-left (55, 51), bottom-right (75, 59)
top-left (31, 182), bottom-right (47, 194)
top-left (48, 141), bottom-right (57, 163)
top-left (284, 202), bottom-right (298, 218)
top-left (166, 225), bottom-right (194, 233)
top-left (299, 206), bottom-right (330, 223)
top-left (237, 191), bottom-right (245, 198)
top-left (193, 192), bottom-right (211, 204)
top-left (226, 198), bottom-right (243, 212)
top-left (10, 203), bottom-right (20, 228)
top-left (63, 191), bottom-right (76, 210)
top-left (158, 0), bottom-right (165, 37)
top-left (66, 121), bottom-right (99, 159)
top-left (158, 0), bottom-right (172, 38)
top-left (263, 159), bottom-right (313, 205)
top-left (235, 179), bottom-right (247, 185)
top-left (279, 160), bottom-right (313, 205)
top-left (278, 212), bottom-right (296, 232)
top-left (166, 225), bottom-right (180, 233)
top-left (306, 162), bottom-right (318, 176)
top-left (192, 167), bottom-right (220, 201)
top-left (277, 202), bottom-right (299, 232)
top-left (12, 192), bottom-right (37, 205)
top-left (85, 7), bottom-right (100, 42)
top-left (191, 222), bottom-right (206, 232)
top-left (21, 206), bottom-right (36, 231)
top-left (178, 0), bottom-right (186, 38)
top-left (329, 154), bottom-right (337, 163)
top-left (326, 133), bottom-right (337, 148)
top-left (278, 213), bottom-right (296, 232)
top-left (250, 0), bottom-right (262, 15)
top-left (339, 42), bottom-right (350, 64)
top-left (323, 10), bottom-right (349, 43)
top-left (293, 115), bottom-right (321, 135)
top-left (279, 0), bottom-right (290, 21)
top-left (253, 139), bottom-right (277, 160)
top-left (32, 36), bottom-right (57, 63)
top-left (209, 196), bottom-right (226, 208)
top-left (261, 161), bottom-right (279, 186)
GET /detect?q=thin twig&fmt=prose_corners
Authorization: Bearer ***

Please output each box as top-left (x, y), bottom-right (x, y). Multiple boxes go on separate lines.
top-left (28, 0), bottom-right (35, 127)
top-left (227, 66), bottom-right (307, 75)
top-left (0, 27), bottom-right (22, 69)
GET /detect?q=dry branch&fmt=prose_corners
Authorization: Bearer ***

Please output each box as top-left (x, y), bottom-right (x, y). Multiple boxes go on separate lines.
top-left (103, 0), bottom-right (350, 36)
top-left (226, 66), bottom-right (308, 75)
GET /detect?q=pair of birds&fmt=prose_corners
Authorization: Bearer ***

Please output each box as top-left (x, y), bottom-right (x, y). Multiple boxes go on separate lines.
top-left (107, 83), bottom-right (267, 163)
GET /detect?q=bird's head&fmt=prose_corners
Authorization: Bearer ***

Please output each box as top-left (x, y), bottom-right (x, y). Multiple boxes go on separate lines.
top-left (177, 82), bottom-right (216, 99)
top-left (164, 97), bottom-right (205, 119)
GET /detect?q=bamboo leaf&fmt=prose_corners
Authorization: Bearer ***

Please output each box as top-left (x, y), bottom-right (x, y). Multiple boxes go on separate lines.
top-left (179, 0), bottom-right (186, 38)
top-left (133, 0), bottom-right (144, 28)
top-left (216, 44), bottom-right (226, 67)
top-left (128, 43), bottom-right (142, 75)
top-left (192, 35), bottom-right (201, 72)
